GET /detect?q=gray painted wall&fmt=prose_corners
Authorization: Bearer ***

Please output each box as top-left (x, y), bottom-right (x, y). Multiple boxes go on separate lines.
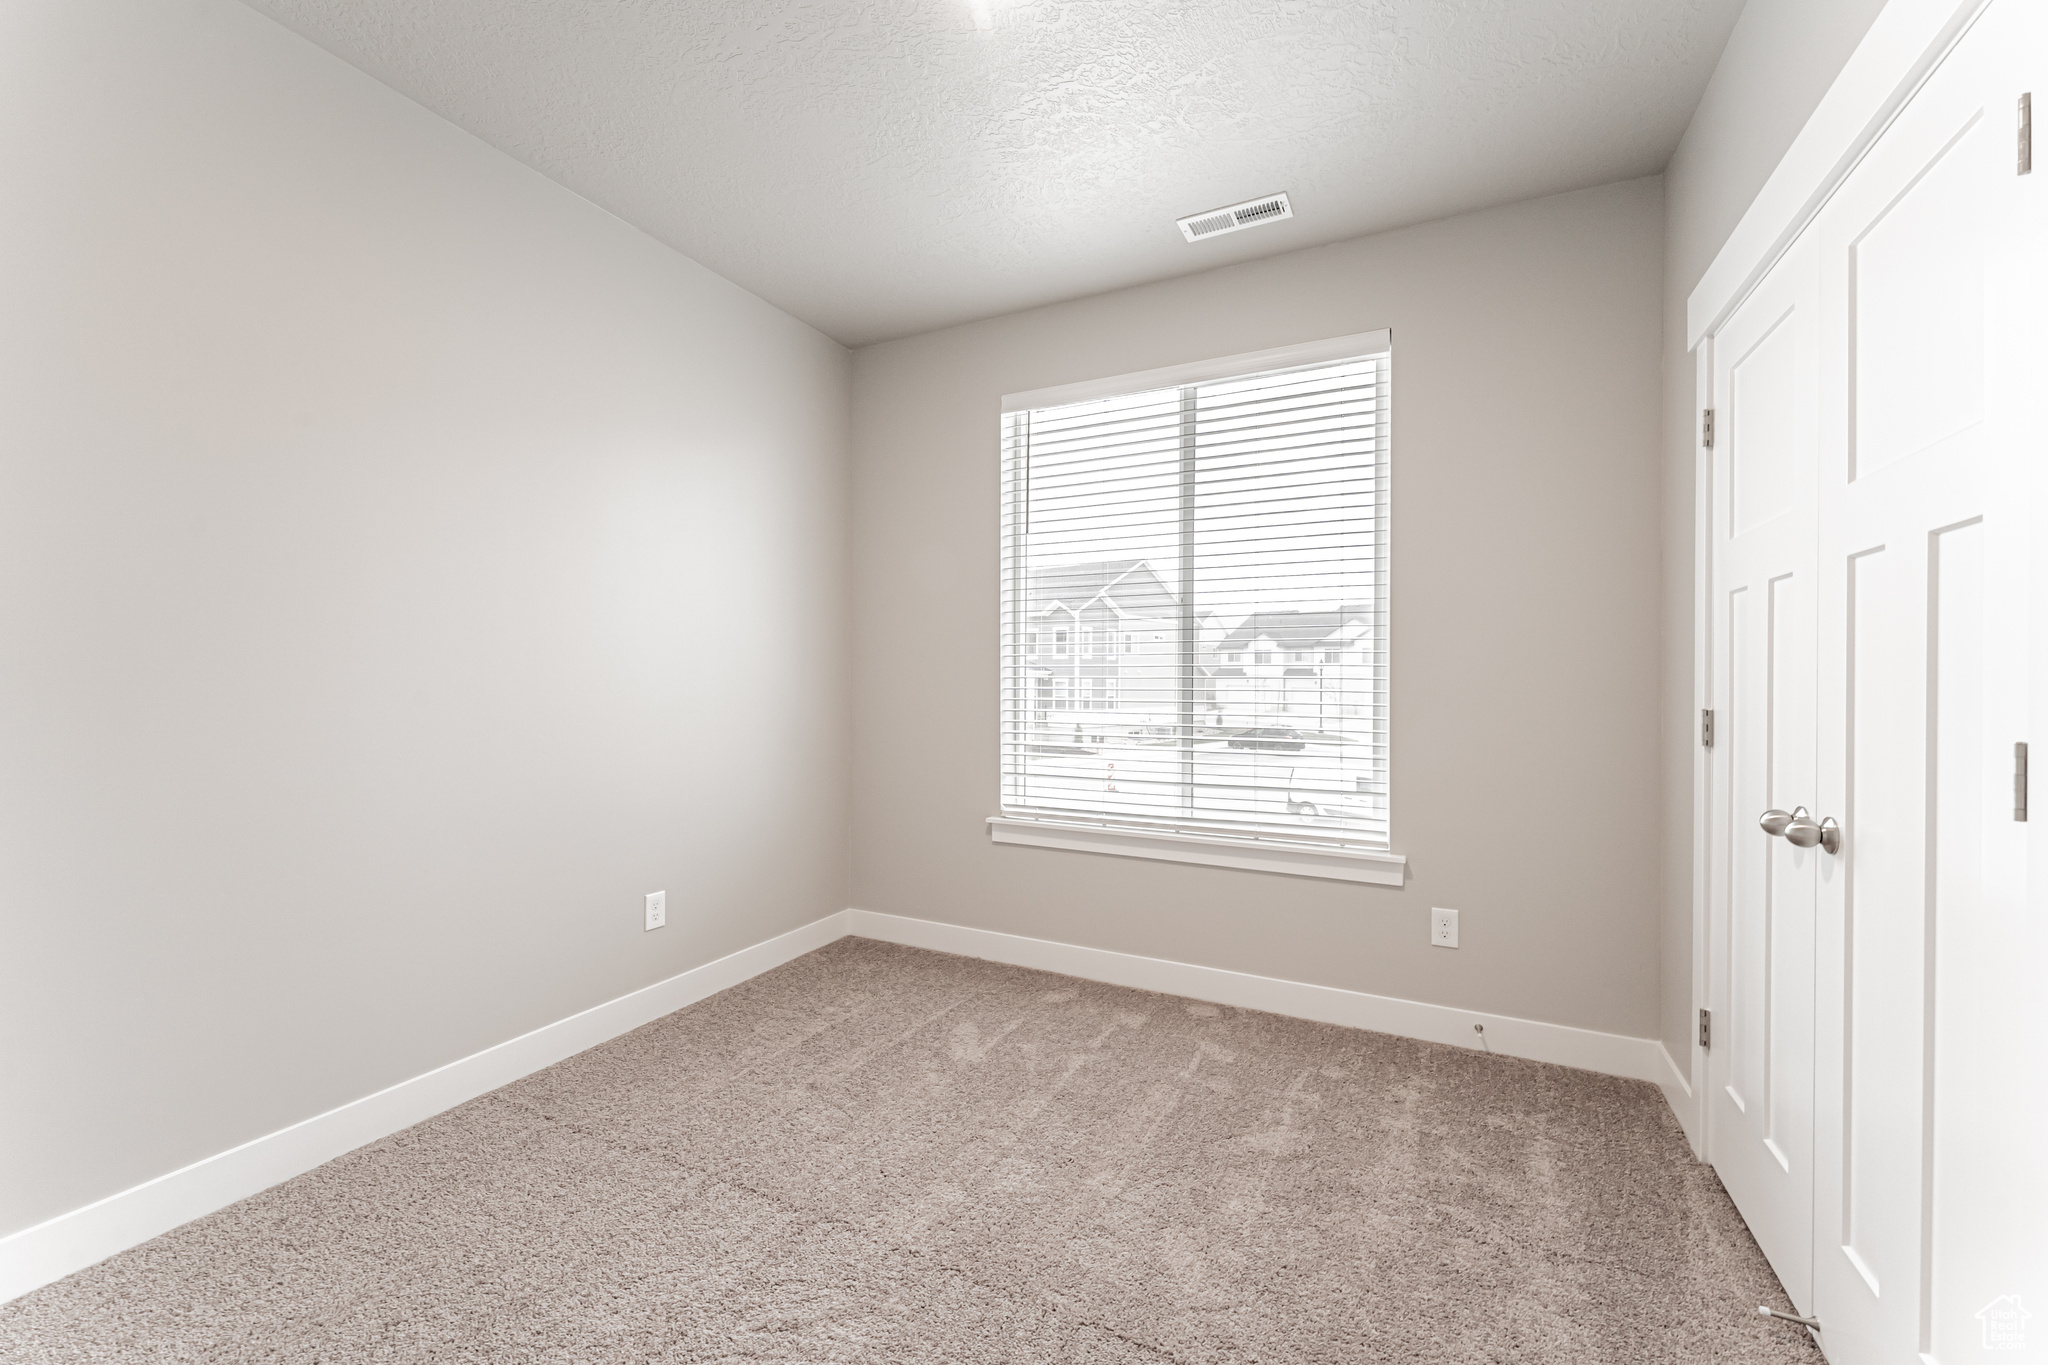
top-left (0, 0), bottom-right (1905, 1247)
top-left (851, 179), bottom-right (1665, 1042)
top-left (1655, 0), bottom-right (1890, 1095)
top-left (0, 0), bottom-right (849, 1238)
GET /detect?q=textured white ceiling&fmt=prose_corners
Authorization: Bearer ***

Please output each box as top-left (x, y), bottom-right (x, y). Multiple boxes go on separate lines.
top-left (241, 0), bottom-right (1741, 345)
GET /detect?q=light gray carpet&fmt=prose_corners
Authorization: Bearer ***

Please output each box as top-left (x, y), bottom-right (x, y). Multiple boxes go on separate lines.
top-left (3, 937), bottom-right (1822, 1363)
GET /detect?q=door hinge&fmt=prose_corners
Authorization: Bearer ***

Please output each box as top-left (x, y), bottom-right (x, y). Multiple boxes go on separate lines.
top-left (1701, 407), bottom-right (1716, 449)
top-left (1701, 708), bottom-right (1715, 749)
top-left (2021, 93), bottom-right (2033, 175)
top-left (1699, 1008), bottom-right (1712, 1050)
top-left (2016, 741), bottom-right (2029, 821)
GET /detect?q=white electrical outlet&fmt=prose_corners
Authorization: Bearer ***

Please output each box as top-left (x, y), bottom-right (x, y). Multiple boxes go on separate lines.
top-left (1430, 907), bottom-right (1459, 948)
top-left (644, 891), bottom-right (667, 932)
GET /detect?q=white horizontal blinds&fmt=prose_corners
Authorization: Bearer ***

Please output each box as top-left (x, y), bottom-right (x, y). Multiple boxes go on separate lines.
top-left (1001, 351), bottom-right (1389, 848)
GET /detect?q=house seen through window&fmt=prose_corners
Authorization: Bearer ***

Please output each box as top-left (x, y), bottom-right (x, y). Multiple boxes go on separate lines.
top-left (1000, 341), bottom-right (1389, 847)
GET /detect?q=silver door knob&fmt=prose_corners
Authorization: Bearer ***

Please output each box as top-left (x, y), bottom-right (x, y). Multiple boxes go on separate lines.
top-left (1759, 805), bottom-right (1841, 854)
top-left (1759, 807), bottom-right (1799, 836)
top-left (1783, 810), bottom-right (1825, 848)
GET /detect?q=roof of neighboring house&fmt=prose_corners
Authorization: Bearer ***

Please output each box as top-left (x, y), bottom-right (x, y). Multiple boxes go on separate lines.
top-left (1212, 607), bottom-right (1371, 651)
top-left (1029, 559), bottom-right (1179, 620)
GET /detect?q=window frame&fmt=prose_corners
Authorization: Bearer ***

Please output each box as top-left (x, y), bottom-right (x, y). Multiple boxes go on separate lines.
top-left (993, 330), bottom-right (1404, 886)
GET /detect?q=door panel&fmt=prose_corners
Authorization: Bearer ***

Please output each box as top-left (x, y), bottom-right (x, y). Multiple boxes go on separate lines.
top-left (1840, 536), bottom-right (1928, 1302)
top-left (1850, 108), bottom-right (1986, 480)
top-left (1709, 233), bottom-right (1820, 1309)
top-left (1808, 3), bottom-right (2036, 1360)
top-left (1736, 315), bottom-right (1803, 532)
top-left (1925, 519), bottom-right (1995, 1365)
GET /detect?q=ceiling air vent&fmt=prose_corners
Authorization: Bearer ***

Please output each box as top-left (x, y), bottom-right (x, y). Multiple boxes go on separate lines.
top-left (1176, 192), bottom-right (1293, 243)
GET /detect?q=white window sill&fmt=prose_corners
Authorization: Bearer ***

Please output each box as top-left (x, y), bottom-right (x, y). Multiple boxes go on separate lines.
top-left (987, 816), bottom-right (1406, 886)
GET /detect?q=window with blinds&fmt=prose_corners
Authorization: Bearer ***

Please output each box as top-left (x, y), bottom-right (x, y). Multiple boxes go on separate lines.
top-left (1000, 338), bottom-right (1389, 849)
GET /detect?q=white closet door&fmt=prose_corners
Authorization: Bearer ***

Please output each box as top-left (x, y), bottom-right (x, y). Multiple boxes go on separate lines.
top-left (1809, 1), bottom-right (2040, 1360)
top-left (1707, 230), bottom-right (1822, 1311)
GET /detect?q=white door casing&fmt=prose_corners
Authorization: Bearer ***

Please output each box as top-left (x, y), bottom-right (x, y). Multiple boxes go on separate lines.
top-left (1706, 231), bottom-right (1822, 1310)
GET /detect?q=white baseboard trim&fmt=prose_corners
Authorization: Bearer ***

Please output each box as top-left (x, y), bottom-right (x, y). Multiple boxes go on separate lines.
top-left (6, 905), bottom-right (1688, 1305)
top-left (1660, 1040), bottom-right (1694, 1099)
top-left (0, 910), bottom-right (850, 1306)
top-left (845, 910), bottom-right (1668, 1086)
top-left (1658, 1041), bottom-right (1704, 1158)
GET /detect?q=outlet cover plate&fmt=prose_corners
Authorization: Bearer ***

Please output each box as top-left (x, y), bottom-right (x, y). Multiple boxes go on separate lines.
top-left (645, 891), bottom-right (667, 931)
top-left (1430, 906), bottom-right (1459, 948)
